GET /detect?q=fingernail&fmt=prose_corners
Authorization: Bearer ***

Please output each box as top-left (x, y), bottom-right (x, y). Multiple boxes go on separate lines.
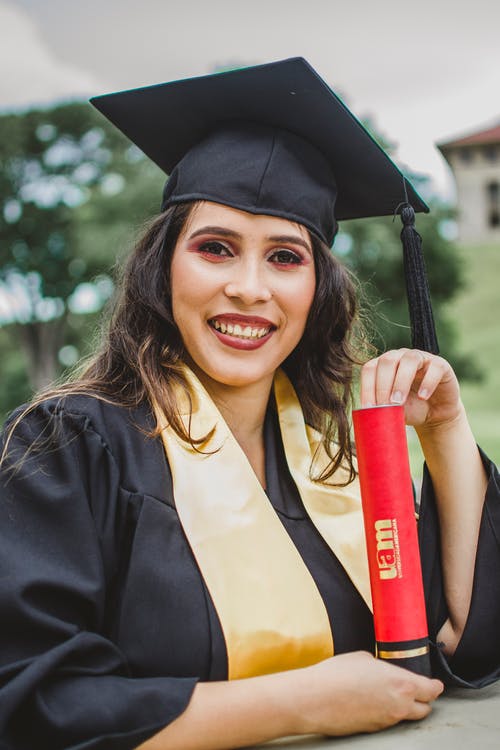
top-left (390, 390), bottom-right (403, 404)
top-left (419, 388), bottom-right (429, 399)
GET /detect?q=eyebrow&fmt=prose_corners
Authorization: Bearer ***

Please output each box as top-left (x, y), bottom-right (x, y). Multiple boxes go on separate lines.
top-left (188, 226), bottom-right (312, 254)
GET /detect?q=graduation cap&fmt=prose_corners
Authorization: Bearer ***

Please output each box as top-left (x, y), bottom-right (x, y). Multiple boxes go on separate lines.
top-left (90, 57), bottom-right (438, 353)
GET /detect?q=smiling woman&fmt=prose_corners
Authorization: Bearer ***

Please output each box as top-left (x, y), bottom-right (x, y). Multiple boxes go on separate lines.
top-left (1, 58), bottom-right (500, 750)
top-left (170, 203), bottom-right (316, 394)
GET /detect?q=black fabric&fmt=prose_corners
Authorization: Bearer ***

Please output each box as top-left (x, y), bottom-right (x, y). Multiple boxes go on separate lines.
top-left (161, 123), bottom-right (338, 245)
top-left (1, 396), bottom-right (500, 749)
top-left (90, 57), bottom-right (429, 231)
top-left (418, 448), bottom-right (500, 686)
top-left (400, 204), bottom-right (440, 354)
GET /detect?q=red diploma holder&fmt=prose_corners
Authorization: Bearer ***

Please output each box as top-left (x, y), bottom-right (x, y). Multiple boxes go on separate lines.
top-left (353, 405), bottom-right (431, 676)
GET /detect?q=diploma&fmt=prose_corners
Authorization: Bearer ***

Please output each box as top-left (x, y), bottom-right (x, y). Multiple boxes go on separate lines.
top-left (353, 404), bottom-right (431, 676)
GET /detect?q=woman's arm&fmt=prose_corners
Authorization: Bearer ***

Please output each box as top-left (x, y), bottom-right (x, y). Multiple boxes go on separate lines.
top-left (416, 406), bottom-right (487, 655)
top-left (137, 652), bottom-right (443, 750)
top-left (0, 403), bottom-right (198, 748)
top-left (360, 349), bottom-right (488, 657)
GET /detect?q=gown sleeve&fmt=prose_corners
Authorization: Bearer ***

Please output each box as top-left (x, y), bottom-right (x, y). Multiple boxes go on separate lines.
top-left (0, 402), bottom-right (197, 750)
top-left (419, 448), bottom-right (500, 687)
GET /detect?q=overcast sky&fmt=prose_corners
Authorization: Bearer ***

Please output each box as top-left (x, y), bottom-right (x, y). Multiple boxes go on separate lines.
top-left (2, 0), bottom-right (500, 199)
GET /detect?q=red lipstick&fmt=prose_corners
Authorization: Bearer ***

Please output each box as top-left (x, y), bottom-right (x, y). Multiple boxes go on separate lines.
top-left (208, 314), bottom-right (275, 351)
top-left (210, 313), bottom-right (275, 326)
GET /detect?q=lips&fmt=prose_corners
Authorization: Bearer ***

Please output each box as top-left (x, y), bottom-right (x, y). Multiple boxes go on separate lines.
top-left (208, 315), bottom-right (276, 349)
top-left (210, 319), bottom-right (271, 339)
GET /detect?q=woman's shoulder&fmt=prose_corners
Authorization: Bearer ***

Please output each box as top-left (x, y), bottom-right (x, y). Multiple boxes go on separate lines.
top-left (2, 391), bottom-right (170, 501)
top-left (2, 391), bottom-right (157, 468)
top-left (6, 391), bottom-right (151, 435)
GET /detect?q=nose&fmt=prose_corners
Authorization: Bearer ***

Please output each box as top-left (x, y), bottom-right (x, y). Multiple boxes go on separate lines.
top-left (224, 257), bottom-right (272, 304)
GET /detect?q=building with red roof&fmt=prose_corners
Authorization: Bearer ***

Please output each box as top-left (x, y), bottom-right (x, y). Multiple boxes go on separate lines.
top-left (437, 123), bottom-right (500, 244)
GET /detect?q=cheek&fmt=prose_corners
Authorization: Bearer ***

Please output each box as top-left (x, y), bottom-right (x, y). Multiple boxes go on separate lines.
top-left (169, 264), bottom-right (184, 326)
top-left (291, 273), bottom-right (316, 327)
top-left (170, 257), bottom-right (210, 322)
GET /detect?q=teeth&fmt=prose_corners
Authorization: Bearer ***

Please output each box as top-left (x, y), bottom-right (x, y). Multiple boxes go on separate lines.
top-left (210, 319), bottom-right (271, 339)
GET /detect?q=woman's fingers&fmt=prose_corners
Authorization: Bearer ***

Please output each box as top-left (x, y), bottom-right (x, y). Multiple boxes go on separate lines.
top-left (360, 348), bottom-right (417, 407)
top-left (298, 652), bottom-right (444, 736)
top-left (360, 349), bottom-right (450, 408)
top-left (382, 672), bottom-right (442, 725)
top-left (407, 675), bottom-right (443, 719)
top-left (375, 349), bottom-right (424, 404)
top-left (413, 677), bottom-right (444, 704)
top-left (359, 355), bottom-right (380, 407)
top-left (413, 356), bottom-right (451, 401)
top-left (407, 701), bottom-right (433, 721)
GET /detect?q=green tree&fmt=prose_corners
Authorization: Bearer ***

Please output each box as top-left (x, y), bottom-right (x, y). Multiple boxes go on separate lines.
top-left (338, 197), bottom-right (463, 355)
top-left (336, 119), bottom-right (475, 378)
top-left (0, 101), bottom-right (163, 403)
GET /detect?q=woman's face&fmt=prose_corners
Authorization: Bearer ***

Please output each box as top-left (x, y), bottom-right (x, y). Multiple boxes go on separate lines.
top-left (170, 201), bottom-right (316, 391)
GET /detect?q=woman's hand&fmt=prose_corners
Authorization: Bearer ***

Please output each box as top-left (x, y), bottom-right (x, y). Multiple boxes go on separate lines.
top-left (138, 651), bottom-right (444, 749)
top-left (360, 348), bottom-right (463, 431)
top-left (361, 349), bottom-right (488, 658)
top-left (293, 651), bottom-right (443, 736)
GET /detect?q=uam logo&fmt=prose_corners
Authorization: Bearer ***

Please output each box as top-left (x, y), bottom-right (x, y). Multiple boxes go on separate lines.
top-left (374, 519), bottom-right (397, 579)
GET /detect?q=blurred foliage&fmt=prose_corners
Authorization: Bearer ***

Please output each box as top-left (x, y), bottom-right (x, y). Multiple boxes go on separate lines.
top-left (0, 327), bottom-right (31, 416)
top-left (0, 100), bottom-right (476, 423)
top-left (337, 121), bottom-right (479, 380)
top-left (338, 200), bottom-right (477, 376)
top-left (0, 100), bottom-right (163, 410)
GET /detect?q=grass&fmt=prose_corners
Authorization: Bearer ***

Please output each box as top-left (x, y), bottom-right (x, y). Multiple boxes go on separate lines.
top-left (408, 241), bottom-right (500, 475)
top-left (454, 242), bottom-right (500, 464)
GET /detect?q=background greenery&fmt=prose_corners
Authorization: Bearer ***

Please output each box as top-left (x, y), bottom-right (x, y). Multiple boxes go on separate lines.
top-left (451, 242), bottom-right (500, 462)
top-left (0, 100), bottom-right (163, 412)
top-left (406, 240), bottom-right (500, 473)
top-left (1, 101), bottom-right (498, 471)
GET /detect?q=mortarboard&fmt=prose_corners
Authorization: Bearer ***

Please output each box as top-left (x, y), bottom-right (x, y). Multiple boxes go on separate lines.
top-left (90, 58), bottom-right (438, 353)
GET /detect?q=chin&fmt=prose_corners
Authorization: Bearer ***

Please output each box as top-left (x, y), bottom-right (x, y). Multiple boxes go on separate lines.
top-left (192, 359), bottom-right (277, 391)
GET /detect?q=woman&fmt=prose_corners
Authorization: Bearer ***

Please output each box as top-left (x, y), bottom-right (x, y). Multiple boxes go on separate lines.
top-left (1, 59), bottom-right (500, 750)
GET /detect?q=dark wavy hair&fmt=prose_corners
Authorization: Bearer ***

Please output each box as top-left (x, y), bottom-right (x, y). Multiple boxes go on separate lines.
top-left (2, 201), bottom-right (368, 483)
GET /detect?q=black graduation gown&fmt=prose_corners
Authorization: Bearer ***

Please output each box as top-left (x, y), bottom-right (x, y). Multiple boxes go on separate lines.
top-left (1, 395), bottom-right (500, 750)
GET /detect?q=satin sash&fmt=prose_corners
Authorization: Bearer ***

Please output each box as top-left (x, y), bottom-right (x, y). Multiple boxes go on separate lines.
top-left (155, 368), bottom-right (371, 679)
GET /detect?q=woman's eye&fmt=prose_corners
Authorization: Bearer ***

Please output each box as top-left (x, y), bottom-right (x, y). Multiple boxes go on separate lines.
top-left (198, 241), bottom-right (232, 257)
top-left (270, 249), bottom-right (303, 265)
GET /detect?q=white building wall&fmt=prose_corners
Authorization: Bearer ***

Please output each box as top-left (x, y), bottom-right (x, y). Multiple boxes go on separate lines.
top-left (445, 146), bottom-right (500, 245)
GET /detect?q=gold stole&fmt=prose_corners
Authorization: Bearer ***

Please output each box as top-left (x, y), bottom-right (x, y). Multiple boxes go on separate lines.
top-left (155, 368), bottom-right (371, 680)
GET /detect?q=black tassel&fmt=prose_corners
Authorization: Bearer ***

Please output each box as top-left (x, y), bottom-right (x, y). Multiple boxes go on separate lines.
top-left (400, 205), bottom-right (439, 354)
